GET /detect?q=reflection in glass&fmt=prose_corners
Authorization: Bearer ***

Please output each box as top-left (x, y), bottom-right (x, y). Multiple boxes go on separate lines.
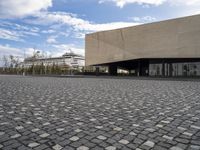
top-left (150, 62), bottom-right (200, 77)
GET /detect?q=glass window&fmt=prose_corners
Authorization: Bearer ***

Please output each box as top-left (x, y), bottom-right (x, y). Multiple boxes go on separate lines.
top-left (149, 64), bottom-right (162, 76)
top-left (172, 62), bottom-right (200, 77)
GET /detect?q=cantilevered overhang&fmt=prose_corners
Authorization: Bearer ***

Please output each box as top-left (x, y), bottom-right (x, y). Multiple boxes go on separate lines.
top-left (85, 14), bottom-right (200, 66)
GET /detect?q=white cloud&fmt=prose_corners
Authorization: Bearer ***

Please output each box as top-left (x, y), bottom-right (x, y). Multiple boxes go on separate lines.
top-left (0, 28), bottom-right (24, 42)
top-left (99, 0), bottom-right (200, 8)
top-left (99, 0), bottom-right (165, 8)
top-left (169, 0), bottom-right (200, 6)
top-left (0, 44), bottom-right (23, 56)
top-left (52, 44), bottom-right (85, 56)
top-left (0, 45), bottom-right (37, 59)
top-left (27, 12), bottom-right (140, 32)
top-left (0, 21), bottom-right (40, 34)
top-left (0, 0), bottom-right (52, 18)
top-left (130, 16), bottom-right (156, 22)
top-left (0, 27), bottom-right (40, 42)
top-left (24, 11), bottom-right (141, 42)
top-left (0, 21), bottom-right (40, 42)
top-left (46, 36), bottom-right (58, 44)
top-left (42, 29), bottom-right (56, 34)
top-left (73, 32), bottom-right (85, 39)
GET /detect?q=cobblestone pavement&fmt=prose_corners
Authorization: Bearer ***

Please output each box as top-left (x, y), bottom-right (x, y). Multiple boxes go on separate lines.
top-left (0, 75), bottom-right (200, 150)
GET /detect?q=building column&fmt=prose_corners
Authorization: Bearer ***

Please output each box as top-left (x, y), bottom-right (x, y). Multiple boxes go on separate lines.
top-left (137, 60), bottom-right (141, 76)
top-left (162, 60), bottom-right (165, 77)
top-left (109, 65), bottom-right (117, 76)
top-left (169, 63), bottom-right (173, 77)
top-left (95, 66), bottom-right (99, 76)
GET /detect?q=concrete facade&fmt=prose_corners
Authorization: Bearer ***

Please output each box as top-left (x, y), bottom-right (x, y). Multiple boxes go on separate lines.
top-left (85, 14), bottom-right (200, 66)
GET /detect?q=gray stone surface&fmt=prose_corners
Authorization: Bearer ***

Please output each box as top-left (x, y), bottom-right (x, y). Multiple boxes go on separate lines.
top-left (0, 75), bottom-right (200, 150)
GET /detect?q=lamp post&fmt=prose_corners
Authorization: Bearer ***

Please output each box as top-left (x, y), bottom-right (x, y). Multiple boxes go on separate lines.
top-left (23, 49), bottom-right (26, 76)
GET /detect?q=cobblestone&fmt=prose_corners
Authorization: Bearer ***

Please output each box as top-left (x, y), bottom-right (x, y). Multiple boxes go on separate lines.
top-left (143, 140), bottom-right (155, 147)
top-left (105, 146), bottom-right (117, 150)
top-left (52, 144), bottom-right (63, 150)
top-left (28, 142), bottom-right (40, 148)
top-left (77, 146), bottom-right (89, 150)
top-left (0, 75), bottom-right (200, 150)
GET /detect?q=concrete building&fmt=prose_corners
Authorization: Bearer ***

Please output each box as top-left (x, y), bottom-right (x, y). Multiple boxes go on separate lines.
top-left (22, 51), bottom-right (85, 69)
top-left (85, 14), bottom-right (200, 77)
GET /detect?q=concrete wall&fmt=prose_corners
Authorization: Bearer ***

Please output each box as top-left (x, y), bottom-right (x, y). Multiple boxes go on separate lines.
top-left (85, 14), bottom-right (200, 66)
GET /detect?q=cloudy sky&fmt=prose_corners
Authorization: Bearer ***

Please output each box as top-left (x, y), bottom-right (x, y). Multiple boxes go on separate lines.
top-left (0, 0), bottom-right (200, 61)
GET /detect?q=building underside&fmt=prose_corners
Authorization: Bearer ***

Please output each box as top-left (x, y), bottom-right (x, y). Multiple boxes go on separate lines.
top-left (96, 58), bottom-right (200, 77)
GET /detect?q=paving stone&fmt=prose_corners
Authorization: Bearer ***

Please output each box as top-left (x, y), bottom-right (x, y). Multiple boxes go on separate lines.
top-left (119, 139), bottom-right (129, 145)
top-left (105, 146), bottom-right (117, 150)
top-left (10, 134), bottom-right (21, 138)
top-left (177, 127), bottom-right (187, 131)
top-left (97, 135), bottom-right (107, 140)
top-left (113, 127), bottom-right (122, 131)
top-left (175, 138), bottom-right (189, 144)
top-left (170, 146), bottom-right (183, 150)
top-left (90, 118), bottom-right (96, 121)
top-left (145, 128), bottom-right (156, 132)
top-left (190, 145), bottom-right (200, 150)
top-left (156, 124), bottom-right (163, 128)
top-left (26, 121), bottom-right (32, 124)
top-left (77, 146), bottom-right (89, 150)
top-left (95, 126), bottom-right (103, 129)
top-left (28, 142), bottom-right (40, 148)
top-left (75, 129), bottom-right (82, 133)
top-left (70, 136), bottom-right (79, 141)
top-left (129, 131), bottom-right (137, 136)
top-left (77, 122), bottom-right (84, 126)
top-left (56, 128), bottom-right (65, 132)
top-left (143, 140), bottom-right (155, 147)
top-left (161, 120), bottom-right (170, 124)
top-left (43, 122), bottom-right (50, 126)
top-left (32, 128), bottom-right (40, 132)
top-left (15, 126), bottom-right (24, 130)
top-left (191, 125), bottom-right (200, 130)
top-left (191, 140), bottom-right (200, 145)
top-left (40, 133), bottom-right (50, 138)
top-left (0, 144), bottom-right (3, 148)
top-left (163, 135), bottom-right (173, 140)
top-left (134, 138), bottom-right (143, 144)
top-left (183, 132), bottom-right (193, 136)
top-left (52, 144), bottom-right (63, 150)
top-left (133, 124), bottom-right (139, 127)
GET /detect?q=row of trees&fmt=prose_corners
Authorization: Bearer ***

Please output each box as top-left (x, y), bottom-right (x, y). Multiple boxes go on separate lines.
top-left (0, 55), bottom-right (21, 74)
top-left (0, 59), bottom-right (84, 75)
top-left (0, 54), bottom-right (108, 75)
top-left (2, 55), bottom-right (21, 68)
top-left (24, 63), bottom-right (75, 75)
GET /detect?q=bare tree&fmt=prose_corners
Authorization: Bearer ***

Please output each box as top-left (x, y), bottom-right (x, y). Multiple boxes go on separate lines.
top-left (13, 56), bottom-right (20, 68)
top-left (9, 55), bottom-right (14, 68)
top-left (3, 55), bottom-right (9, 68)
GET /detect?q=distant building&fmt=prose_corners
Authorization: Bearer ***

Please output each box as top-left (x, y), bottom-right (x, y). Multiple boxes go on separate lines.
top-left (22, 51), bottom-right (85, 69)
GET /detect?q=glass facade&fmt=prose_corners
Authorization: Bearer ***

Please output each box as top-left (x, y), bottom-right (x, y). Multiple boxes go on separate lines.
top-left (149, 62), bottom-right (200, 77)
top-left (149, 64), bottom-right (162, 76)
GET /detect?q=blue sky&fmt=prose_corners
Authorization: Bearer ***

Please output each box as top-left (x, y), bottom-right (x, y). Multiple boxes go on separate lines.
top-left (0, 0), bottom-right (200, 62)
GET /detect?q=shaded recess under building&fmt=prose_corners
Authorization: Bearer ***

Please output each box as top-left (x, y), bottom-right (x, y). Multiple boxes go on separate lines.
top-left (85, 14), bottom-right (200, 77)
